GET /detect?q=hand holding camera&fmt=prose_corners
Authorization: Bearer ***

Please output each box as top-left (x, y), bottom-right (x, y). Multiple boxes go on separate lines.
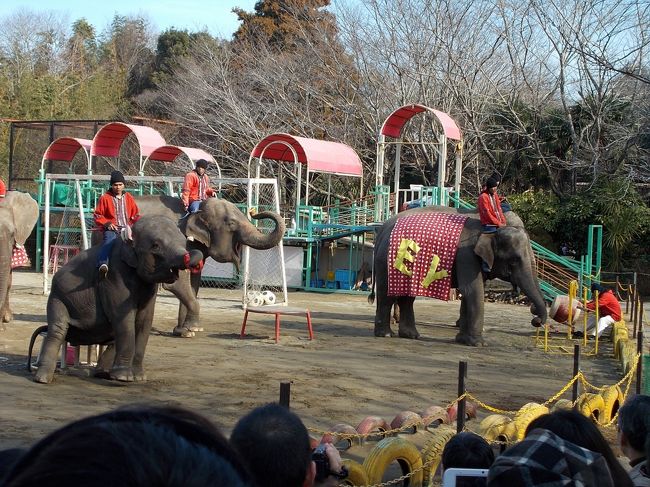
top-left (312, 443), bottom-right (348, 483)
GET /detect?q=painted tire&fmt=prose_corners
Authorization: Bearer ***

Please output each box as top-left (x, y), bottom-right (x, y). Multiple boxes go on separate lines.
top-left (577, 393), bottom-right (606, 422)
top-left (447, 400), bottom-right (478, 422)
top-left (621, 340), bottom-right (637, 374)
top-left (550, 399), bottom-right (574, 412)
top-left (390, 411), bottom-right (422, 434)
top-left (479, 414), bottom-right (516, 443)
top-left (421, 424), bottom-right (456, 486)
top-left (363, 436), bottom-right (424, 486)
top-left (340, 459), bottom-right (369, 486)
top-left (514, 402), bottom-right (549, 441)
top-left (599, 385), bottom-right (623, 425)
top-left (612, 323), bottom-right (628, 357)
top-left (320, 423), bottom-right (358, 449)
top-left (356, 415), bottom-right (390, 441)
top-left (420, 405), bottom-right (450, 428)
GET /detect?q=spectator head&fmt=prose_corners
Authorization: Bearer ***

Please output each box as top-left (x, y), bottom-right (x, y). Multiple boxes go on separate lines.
top-left (230, 403), bottom-right (314, 487)
top-left (109, 170), bottom-right (126, 186)
top-left (195, 159), bottom-right (209, 170)
top-left (442, 432), bottom-right (494, 487)
top-left (618, 394), bottom-right (650, 461)
top-left (590, 282), bottom-right (607, 294)
top-left (487, 428), bottom-right (614, 487)
top-left (485, 177), bottom-right (499, 191)
top-left (2, 405), bottom-right (252, 487)
top-left (525, 409), bottom-right (633, 487)
top-left (0, 178), bottom-right (6, 198)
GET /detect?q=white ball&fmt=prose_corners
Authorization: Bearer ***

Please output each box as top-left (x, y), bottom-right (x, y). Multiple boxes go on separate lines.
top-left (262, 291), bottom-right (276, 305)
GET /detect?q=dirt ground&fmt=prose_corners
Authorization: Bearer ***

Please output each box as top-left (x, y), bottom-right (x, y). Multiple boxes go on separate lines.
top-left (0, 271), bottom-right (633, 476)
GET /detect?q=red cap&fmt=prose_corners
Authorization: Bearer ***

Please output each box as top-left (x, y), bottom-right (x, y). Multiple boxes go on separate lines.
top-left (0, 178), bottom-right (6, 198)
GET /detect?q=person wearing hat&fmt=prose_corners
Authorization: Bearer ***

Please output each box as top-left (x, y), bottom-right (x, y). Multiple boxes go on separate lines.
top-left (575, 282), bottom-right (622, 338)
top-left (476, 177), bottom-right (507, 273)
top-left (181, 159), bottom-right (216, 214)
top-left (93, 171), bottom-right (140, 276)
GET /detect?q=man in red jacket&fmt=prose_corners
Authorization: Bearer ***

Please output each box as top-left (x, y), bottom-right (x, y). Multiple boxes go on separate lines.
top-left (182, 159), bottom-right (216, 213)
top-left (577, 282), bottom-right (622, 338)
top-left (475, 177), bottom-right (507, 274)
top-left (93, 171), bottom-right (140, 276)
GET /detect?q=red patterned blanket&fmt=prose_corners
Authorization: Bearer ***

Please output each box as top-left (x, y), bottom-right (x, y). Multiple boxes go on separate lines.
top-left (388, 212), bottom-right (467, 300)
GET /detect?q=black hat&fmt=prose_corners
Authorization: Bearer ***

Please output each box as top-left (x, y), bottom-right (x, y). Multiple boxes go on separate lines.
top-left (591, 282), bottom-right (606, 294)
top-left (485, 177), bottom-right (499, 189)
top-left (195, 159), bottom-right (208, 169)
top-left (110, 171), bottom-right (126, 185)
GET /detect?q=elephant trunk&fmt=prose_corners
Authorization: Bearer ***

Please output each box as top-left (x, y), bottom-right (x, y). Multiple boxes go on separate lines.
top-left (514, 268), bottom-right (548, 327)
top-left (182, 250), bottom-right (204, 270)
top-left (239, 211), bottom-right (286, 250)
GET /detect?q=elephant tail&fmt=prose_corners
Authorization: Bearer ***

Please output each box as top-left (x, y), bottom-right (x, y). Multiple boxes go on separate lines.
top-left (368, 281), bottom-right (376, 304)
top-left (27, 325), bottom-right (48, 372)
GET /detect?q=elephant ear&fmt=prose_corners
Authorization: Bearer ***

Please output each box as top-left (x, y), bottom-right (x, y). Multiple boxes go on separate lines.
top-left (6, 192), bottom-right (39, 245)
top-left (119, 239), bottom-right (138, 268)
top-left (184, 213), bottom-right (211, 247)
top-left (474, 232), bottom-right (496, 269)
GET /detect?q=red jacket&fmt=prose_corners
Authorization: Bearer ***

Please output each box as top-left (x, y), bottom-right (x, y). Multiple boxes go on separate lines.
top-left (0, 178), bottom-right (6, 198)
top-left (586, 289), bottom-right (621, 321)
top-left (93, 191), bottom-right (140, 229)
top-left (478, 190), bottom-right (506, 226)
top-left (182, 171), bottom-right (215, 208)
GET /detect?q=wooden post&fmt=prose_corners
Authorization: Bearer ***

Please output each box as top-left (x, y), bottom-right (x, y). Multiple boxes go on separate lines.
top-left (457, 361), bottom-right (467, 434)
top-left (572, 344), bottom-right (580, 405)
top-left (637, 331), bottom-right (643, 395)
top-left (279, 381), bottom-right (291, 408)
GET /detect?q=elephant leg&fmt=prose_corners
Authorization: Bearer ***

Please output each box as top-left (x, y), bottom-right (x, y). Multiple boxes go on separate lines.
top-left (1, 272), bottom-right (12, 324)
top-left (109, 310), bottom-right (137, 382)
top-left (163, 271), bottom-right (200, 337)
top-left (34, 299), bottom-right (69, 383)
top-left (94, 344), bottom-right (115, 379)
top-left (455, 277), bottom-right (486, 346)
top-left (374, 295), bottom-right (396, 338)
top-left (397, 296), bottom-right (419, 339)
top-left (131, 299), bottom-right (156, 382)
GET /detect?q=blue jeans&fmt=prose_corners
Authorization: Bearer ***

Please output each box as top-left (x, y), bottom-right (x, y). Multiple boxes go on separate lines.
top-left (481, 224), bottom-right (498, 234)
top-left (97, 230), bottom-right (118, 267)
top-left (188, 200), bottom-right (201, 213)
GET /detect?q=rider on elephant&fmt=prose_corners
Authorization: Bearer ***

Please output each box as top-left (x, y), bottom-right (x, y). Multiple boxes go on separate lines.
top-left (182, 159), bottom-right (216, 214)
top-left (93, 171), bottom-right (140, 277)
top-left (476, 177), bottom-right (506, 273)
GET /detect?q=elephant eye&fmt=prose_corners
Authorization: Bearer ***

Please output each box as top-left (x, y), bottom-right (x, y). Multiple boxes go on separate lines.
top-left (151, 242), bottom-right (161, 251)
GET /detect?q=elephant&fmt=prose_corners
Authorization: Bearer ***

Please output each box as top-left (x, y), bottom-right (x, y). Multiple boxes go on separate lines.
top-left (29, 215), bottom-right (203, 383)
top-left (0, 191), bottom-right (39, 328)
top-left (369, 205), bottom-right (548, 346)
top-left (134, 195), bottom-right (286, 337)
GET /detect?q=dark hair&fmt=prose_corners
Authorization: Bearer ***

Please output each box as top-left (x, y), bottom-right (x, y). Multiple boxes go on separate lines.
top-left (442, 432), bottom-right (494, 487)
top-left (525, 410), bottom-right (633, 487)
top-left (591, 282), bottom-right (607, 294)
top-left (618, 394), bottom-right (650, 456)
top-left (3, 405), bottom-right (253, 487)
top-left (230, 403), bottom-right (311, 487)
top-left (485, 177), bottom-right (498, 189)
top-left (109, 170), bottom-right (125, 185)
top-left (195, 159), bottom-right (208, 169)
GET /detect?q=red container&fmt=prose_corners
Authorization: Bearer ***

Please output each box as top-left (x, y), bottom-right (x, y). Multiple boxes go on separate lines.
top-left (65, 345), bottom-right (75, 366)
top-left (549, 295), bottom-right (582, 325)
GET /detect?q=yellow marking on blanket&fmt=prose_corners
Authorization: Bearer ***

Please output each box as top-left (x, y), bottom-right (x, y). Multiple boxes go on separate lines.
top-left (421, 254), bottom-right (448, 288)
top-left (393, 239), bottom-right (420, 276)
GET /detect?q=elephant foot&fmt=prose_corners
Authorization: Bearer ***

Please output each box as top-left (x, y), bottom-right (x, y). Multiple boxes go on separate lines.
top-left (398, 328), bottom-right (420, 339)
top-left (172, 326), bottom-right (195, 338)
top-left (33, 367), bottom-right (55, 384)
top-left (2, 310), bottom-right (11, 323)
top-left (133, 368), bottom-right (147, 382)
top-left (455, 333), bottom-right (486, 347)
top-left (374, 327), bottom-right (395, 338)
top-left (109, 366), bottom-right (134, 382)
top-left (188, 326), bottom-right (203, 332)
top-left (93, 368), bottom-right (111, 379)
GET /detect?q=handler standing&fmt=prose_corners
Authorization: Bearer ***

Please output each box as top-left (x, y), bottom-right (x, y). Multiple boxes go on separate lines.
top-left (182, 159), bottom-right (216, 214)
top-left (93, 171), bottom-right (140, 276)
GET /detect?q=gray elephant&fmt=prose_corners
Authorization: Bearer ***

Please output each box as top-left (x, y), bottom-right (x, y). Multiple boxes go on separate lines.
top-left (369, 206), bottom-right (548, 345)
top-left (30, 215), bottom-right (203, 383)
top-left (134, 195), bottom-right (286, 337)
top-left (0, 191), bottom-right (39, 328)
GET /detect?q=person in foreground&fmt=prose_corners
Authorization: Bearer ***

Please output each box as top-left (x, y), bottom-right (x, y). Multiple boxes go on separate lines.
top-left (230, 403), bottom-right (346, 487)
top-left (442, 431), bottom-right (494, 486)
top-left (0, 405), bottom-right (253, 487)
top-left (618, 394), bottom-right (650, 486)
top-left (524, 409), bottom-right (633, 486)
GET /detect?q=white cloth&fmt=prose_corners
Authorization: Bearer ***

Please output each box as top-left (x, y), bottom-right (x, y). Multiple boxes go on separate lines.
top-left (586, 314), bottom-right (616, 337)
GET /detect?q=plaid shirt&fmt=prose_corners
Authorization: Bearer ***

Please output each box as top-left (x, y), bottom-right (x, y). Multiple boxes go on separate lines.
top-left (487, 429), bottom-right (614, 486)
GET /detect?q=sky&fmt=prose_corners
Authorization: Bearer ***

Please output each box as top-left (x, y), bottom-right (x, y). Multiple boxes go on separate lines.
top-left (0, 0), bottom-right (258, 38)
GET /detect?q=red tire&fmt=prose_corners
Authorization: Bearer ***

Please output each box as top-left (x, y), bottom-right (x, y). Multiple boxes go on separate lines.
top-left (389, 410), bottom-right (422, 433)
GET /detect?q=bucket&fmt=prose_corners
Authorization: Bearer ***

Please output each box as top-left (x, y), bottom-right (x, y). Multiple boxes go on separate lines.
top-left (65, 345), bottom-right (76, 366)
top-left (549, 295), bottom-right (582, 325)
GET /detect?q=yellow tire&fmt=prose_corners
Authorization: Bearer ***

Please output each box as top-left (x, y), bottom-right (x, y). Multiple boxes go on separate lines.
top-left (577, 393), bottom-right (605, 422)
top-left (479, 414), bottom-right (516, 444)
top-left (550, 399), bottom-right (574, 412)
top-left (363, 436), bottom-right (424, 486)
top-left (514, 402), bottom-right (549, 441)
top-left (621, 341), bottom-right (637, 374)
top-left (599, 385), bottom-right (623, 425)
top-left (420, 424), bottom-right (456, 486)
top-left (340, 459), bottom-right (369, 486)
top-left (612, 322), bottom-right (628, 357)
